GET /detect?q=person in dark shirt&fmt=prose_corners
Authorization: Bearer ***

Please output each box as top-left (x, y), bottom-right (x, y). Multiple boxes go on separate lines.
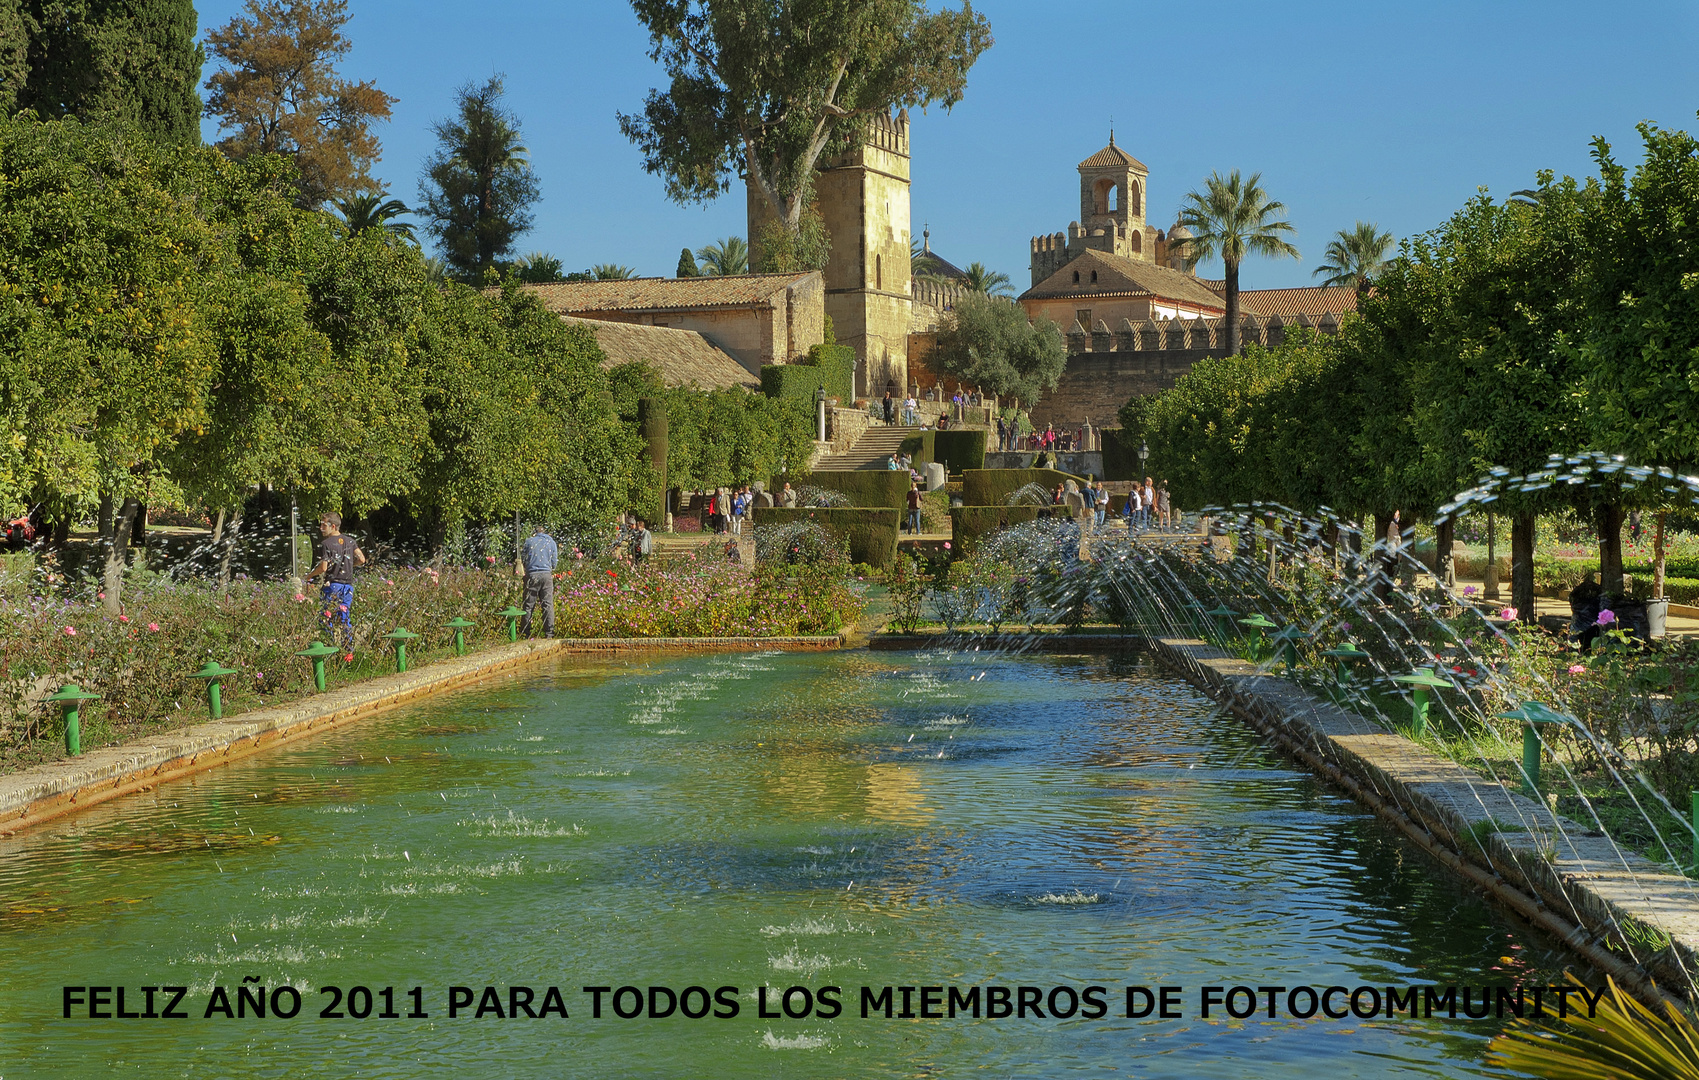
top-left (306, 512), bottom-right (366, 655)
top-left (906, 483), bottom-right (923, 535)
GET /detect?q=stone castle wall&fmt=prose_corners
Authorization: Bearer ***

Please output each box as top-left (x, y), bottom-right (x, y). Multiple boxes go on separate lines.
top-left (1027, 313), bottom-right (1342, 429)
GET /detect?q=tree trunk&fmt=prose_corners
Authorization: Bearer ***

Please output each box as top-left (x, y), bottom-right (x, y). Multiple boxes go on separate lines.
top-left (429, 515), bottom-right (448, 566)
top-left (1266, 514), bottom-right (1279, 584)
top-left (133, 502), bottom-right (147, 545)
top-left (1435, 518), bottom-right (1455, 589)
top-left (1511, 512), bottom-right (1536, 622)
top-left (1347, 518), bottom-right (1363, 578)
top-left (50, 516), bottom-right (69, 547)
top-left (1597, 502), bottom-right (1625, 597)
top-left (101, 497), bottom-right (139, 613)
top-left (97, 493), bottom-right (113, 540)
top-left (1483, 512), bottom-right (1499, 600)
top-left (217, 505), bottom-right (243, 591)
top-left (1372, 511), bottom-right (1394, 601)
top-left (211, 507), bottom-right (225, 546)
top-left (1654, 510), bottom-right (1667, 600)
top-left (1224, 259), bottom-right (1241, 356)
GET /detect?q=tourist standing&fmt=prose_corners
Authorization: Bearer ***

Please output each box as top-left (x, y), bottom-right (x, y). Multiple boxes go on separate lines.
top-left (1094, 481), bottom-right (1109, 529)
top-left (995, 415), bottom-right (1007, 452)
top-left (306, 512), bottom-right (365, 654)
top-left (779, 482), bottom-right (797, 508)
top-left (882, 391), bottom-right (895, 425)
top-left (632, 518), bottom-right (653, 565)
top-left (1158, 481), bottom-right (1172, 531)
top-left (730, 487), bottom-right (747, 536)
top-left (516, 523), bottom-right (558, 638)
top-left (715, 488), bottom-right (732, 534)
top-left (1126, 487), bottom-right (1142, 532)
top-left (907, 483), bottom-right (923, 535)
top-left (904, 393), bottom-right (918, 426)
top-left (1141, 477), bottom-right (1156, 530)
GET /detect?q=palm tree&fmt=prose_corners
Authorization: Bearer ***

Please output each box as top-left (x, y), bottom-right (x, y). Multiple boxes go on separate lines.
top-left (961, 262), bottom-right (1014, 297)
top-left (335, 191), bottom-right (415, 241)
top-left (1313, 221), bottom-right (1394, 293)
top-left (695, 236), bottom-right (749, 276)
top-left (515, 252), bottom-right (566, 283)
top-left (1172, 170), bottom-right (1300, 355)
top-left (591, 264), bottom-right (638, 280)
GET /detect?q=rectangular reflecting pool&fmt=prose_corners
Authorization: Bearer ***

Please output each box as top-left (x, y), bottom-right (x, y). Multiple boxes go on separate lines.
top-left (0, 650), bottom-right (1572, 1076)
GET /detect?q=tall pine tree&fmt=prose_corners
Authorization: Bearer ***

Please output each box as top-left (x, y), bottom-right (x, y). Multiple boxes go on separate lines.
top-left (18, 0), bottom-right (203, 142)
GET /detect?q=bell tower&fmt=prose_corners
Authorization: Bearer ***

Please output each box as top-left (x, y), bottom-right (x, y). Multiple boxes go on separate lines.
top-left (1076, 132), bottom-right (1152, 261)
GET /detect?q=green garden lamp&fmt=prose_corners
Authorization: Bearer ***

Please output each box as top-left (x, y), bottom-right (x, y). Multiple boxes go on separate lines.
top-left (383, 627), bottom-right (421, 673)
top-left (1320, 643), bottom-right (1372, 684)
top-left (296, 641), bottom-right (338, 692)
top-left (1496, 702), bottom-right (1570, 798)
top-left (1238, 613), bottom-right (1277, 659)
top-left (1205, 605), bottom-right (1237, 644)
top-left (496, 606), bottom-right (525, 642)
top-left (1269, 625), bottom-right (1308, 672)
top-left (443, 617), bottom-right (476, 657)
top-left (1393, 668), bottom-right (1451, 737)
top-left (44, 683), bottom-right (100, 755)
top-left (191, 661), bottom-right (239, 720)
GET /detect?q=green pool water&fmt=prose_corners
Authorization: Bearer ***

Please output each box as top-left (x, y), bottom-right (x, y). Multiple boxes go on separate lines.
top-left (0, 649), bottom-right (1574, 1077)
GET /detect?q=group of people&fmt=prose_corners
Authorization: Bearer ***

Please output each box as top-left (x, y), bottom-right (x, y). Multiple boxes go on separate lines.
top-left (1047, 476), bottom-right (1171, 532)
top-left (703, 486), bottom-right (752, 535)
top-left (996, 421), bottom-right (1097, 454)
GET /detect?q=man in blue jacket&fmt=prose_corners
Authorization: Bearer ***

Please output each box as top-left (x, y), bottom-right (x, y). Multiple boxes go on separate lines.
top-left (516, 524), bottom-right (558, 638)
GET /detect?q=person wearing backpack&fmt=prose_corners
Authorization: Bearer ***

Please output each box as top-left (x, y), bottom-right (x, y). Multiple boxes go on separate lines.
top-left (306, 512), bottom-right (366, 655)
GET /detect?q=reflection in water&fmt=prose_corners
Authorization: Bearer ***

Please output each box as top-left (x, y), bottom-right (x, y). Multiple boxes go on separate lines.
top-left (0, 650), bottom-right (1582, 1077)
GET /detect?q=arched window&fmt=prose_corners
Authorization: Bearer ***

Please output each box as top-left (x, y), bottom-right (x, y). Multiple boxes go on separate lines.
top-left (1129, 181), bottom-right (1142, 216)
top-left (1108, 186), bottom-right (1119, 212)
top-left (1129, 233), bottom-right (1142, 254)
top-left (1072, 270), bottom-right (1080, 284)
top-left (1090, 270), bottom-right (1098, 283)
top-left (1092, 178), bottom-right (1117, 216)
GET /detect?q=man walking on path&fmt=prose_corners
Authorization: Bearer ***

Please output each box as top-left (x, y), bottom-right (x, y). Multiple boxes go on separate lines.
top-left (306, 512), bottom-right (366, 654)
top-left (906, 483), bottom-right (923, 535)
top-left (516, 523), bottom-right (558, 638)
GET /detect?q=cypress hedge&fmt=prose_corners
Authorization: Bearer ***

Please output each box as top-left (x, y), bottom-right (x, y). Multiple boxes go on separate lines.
top-left (753, 506), bottom-right (900, 567)
top-left (932, 429), bottom-right (987, 473)
top-left (772, 469), bottom-right (911, 508)
top-left (760, 342), bottom-right (854, 402)
top-left (947, 505), bottom-right (1045, 556)
top-left (961, 468), bottom-right (1089, 508)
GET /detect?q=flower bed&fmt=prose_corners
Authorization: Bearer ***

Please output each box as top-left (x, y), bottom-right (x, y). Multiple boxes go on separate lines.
top-left (0, 552), bottom-right (861, 770)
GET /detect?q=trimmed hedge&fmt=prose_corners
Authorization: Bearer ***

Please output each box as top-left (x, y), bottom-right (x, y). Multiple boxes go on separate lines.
top-left (948, 505), bottom-right (1044, 556)
top-left (961, 468), bottom-right (1089, 508)
top-left (933, 429), bottom-right (987, 473)
top-left (759, 342), bottom-right (854, 402)
top-left (753, 506), bottom-right (900, 567)
top-left (899, 430), bottom-right (934, 465)
top-left (1100, 428), bottom-right (1143, 482)
top-left (773, 469), bottom-right (911, 508)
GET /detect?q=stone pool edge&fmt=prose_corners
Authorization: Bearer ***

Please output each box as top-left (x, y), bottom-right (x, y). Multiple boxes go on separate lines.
top-left (873, 630), bottom-right (1699, 1010)
top-left (0, 633), bottom-right (844, 837)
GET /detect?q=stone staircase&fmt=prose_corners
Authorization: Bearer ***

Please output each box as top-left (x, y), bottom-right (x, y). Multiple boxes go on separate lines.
top-left (814, 424), bottom-right (919, 470)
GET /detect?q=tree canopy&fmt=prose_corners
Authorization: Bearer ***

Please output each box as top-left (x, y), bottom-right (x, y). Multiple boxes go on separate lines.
top-left (929, 293), bottom-right (1064, 404)
top-left (1172, 170), bottom-right (1299, 355)
top-left (618, 0), bottom-right (991, 242)
top-left (418, 75), bottom-right (539, 280)
top-left (204, 0), bottom-right (395, 207)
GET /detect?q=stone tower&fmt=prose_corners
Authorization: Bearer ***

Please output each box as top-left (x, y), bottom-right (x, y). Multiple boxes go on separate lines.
top-left (1030, 133), bottom-right (1162, 286)
top-left (748, 110), bottom-right (912, 397)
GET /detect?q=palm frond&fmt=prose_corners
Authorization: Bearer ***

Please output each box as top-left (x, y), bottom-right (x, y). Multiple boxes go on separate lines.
top-left (1488, 975), bottom-right (1699, 1080)
top-left (695, 236), bottom-right (749, 276)
top-left (1311, 220), bottom-right (1393, 289)
top-left (591, 263), bottom-right (638, 280)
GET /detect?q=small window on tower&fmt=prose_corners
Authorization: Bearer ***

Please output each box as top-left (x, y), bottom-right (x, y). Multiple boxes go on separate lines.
top-left (1072, 271), bottom-right (1080, 284)
top-left (876, 254), bottom-right (883, 290)
top-left (1090, 270), bottom-right (1098, 283)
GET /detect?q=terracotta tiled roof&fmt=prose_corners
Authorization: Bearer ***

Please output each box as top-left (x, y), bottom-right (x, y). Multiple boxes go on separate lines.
top-left (522, 272), bottom-right (815, 314)
top-left (564, 317), bottom-right (758, 391)
top-left (1079, 141), bottom-right (1147, 172)
top-left (1019, 249), bottom-right (1226, 311)
top-left (1209, 284), bottom-right (1359, 318)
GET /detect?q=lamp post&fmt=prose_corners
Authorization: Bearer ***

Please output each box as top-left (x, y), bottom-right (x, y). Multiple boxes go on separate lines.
top-left (816, 385), bottom-right (828, 443)
top-left (1138, 440), bottom-right (1149, 475)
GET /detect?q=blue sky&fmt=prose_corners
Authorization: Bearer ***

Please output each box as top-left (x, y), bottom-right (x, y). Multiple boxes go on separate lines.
top-left (195, 1), bottom-right (1699, 289)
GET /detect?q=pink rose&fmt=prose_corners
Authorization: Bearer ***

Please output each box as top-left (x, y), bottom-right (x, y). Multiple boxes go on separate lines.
top-left (294, 593), bottom-right (306, 602)
top-left (63, 626), bottom-right (76, 636)
top-left (1500, 607), bottom-right (1518, 620)
top-left (1596, 609), bottom-right (1616, 626)
top-left (118, 614), bottom-right (129, 623)
top-left (1568, 664), bottom-right (1586, 674)
top-left (147, 622), bottom-right (159, 632)
top-left (96, 592), bottom-right (104, 600)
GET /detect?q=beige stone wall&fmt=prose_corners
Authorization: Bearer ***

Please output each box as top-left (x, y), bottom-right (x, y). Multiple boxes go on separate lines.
top-left (1023, 296), bottom-right (1155, 330)
top-left (574, 291), bottom-right (824, 377)
top-left (784, 273), bottom-right (825, 360)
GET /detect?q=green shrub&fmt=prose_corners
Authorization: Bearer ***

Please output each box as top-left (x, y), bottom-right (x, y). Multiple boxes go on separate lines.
top-left (948, 505), bottom-right (1045, 556)
top-left (752, 507), bottom-right (900, 567)
top-left (899, 429), bottom-right (934, 464)
top-left (1100, 428), bottom-right (1144, 481)
top-left (960, 468), bottom-right (1088, 507)
top-left (773, 469), bottom-right (910, 508)
top-left (759, 342), bottom-right (854, 402)
top-left (933, 430), bottom-right (987, 473)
